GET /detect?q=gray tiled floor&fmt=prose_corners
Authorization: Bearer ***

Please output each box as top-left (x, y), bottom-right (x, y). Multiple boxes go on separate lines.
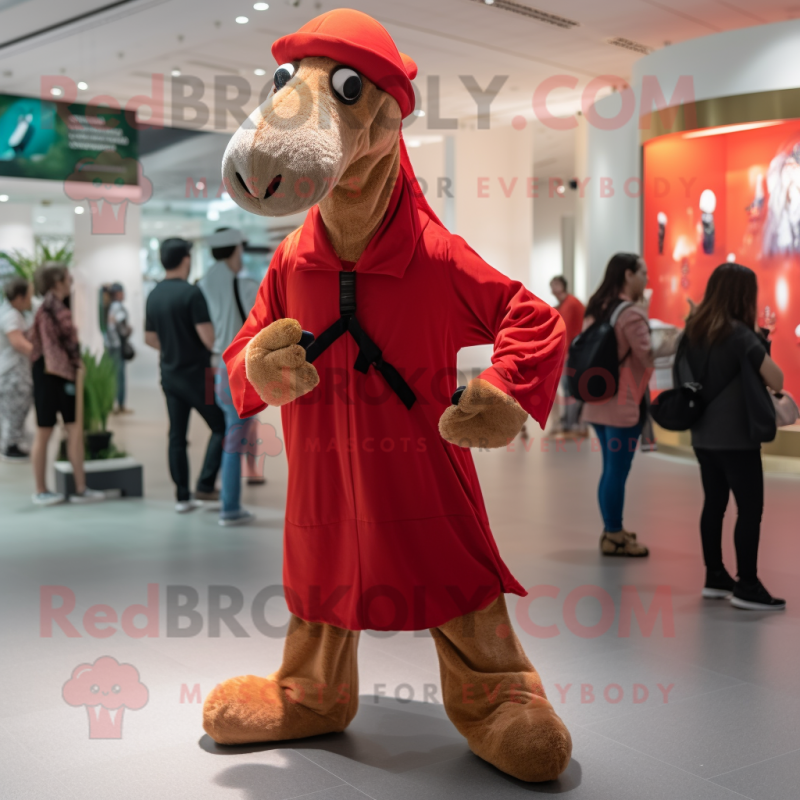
top-left (2, 357), bottom-right (799, 799)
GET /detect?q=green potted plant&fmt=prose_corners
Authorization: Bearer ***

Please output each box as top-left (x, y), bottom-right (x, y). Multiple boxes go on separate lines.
top-left (82, 350), bottom-right (117, 459)
top-left (0, 241), bottom-right (73, 285)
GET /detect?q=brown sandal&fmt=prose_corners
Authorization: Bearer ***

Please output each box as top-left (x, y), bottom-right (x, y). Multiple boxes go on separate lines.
top-left (600, 530), bottom-right (649, 557)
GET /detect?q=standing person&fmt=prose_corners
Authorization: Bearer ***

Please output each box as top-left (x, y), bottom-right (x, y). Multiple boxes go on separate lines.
top-left (550, 275), bottom-right (586, 437)
top-left (199, 228), bottom-right (259, 526)
top-left (27, 265), bottom-right (104, 505)
top-left (104, 282), bottom-right (132, 414)
top-left (680, 263), bottom-right (785, 609)
top-left (581, 253), bottom-right (653, 557)
top-left (0, 277), bottom-right (34, 461)
top-left (145, 238), bottom-right (225, 512)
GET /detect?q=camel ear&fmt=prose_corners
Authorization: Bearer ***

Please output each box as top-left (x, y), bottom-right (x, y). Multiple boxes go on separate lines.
top-left (400, 52), bottom-right (417, 81)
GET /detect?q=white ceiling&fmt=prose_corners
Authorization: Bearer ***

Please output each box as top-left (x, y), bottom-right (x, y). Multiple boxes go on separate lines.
top-left (0, 0), bottom-right (794, 123)
top-left (0, 0), bottom-right (794, 195)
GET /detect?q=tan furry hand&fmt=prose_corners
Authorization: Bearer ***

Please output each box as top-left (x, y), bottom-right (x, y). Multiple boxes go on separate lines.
top-left (245, 318), bottom-right (319, 406)
top-left (438, 378), bottom-right (528, 449)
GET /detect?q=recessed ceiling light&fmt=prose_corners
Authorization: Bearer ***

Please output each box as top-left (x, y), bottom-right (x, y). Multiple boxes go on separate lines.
top-left (254, 68), bottom-right (266, 76)
top-left (253, 2), bottom-right (269, 9)
top-left (77, 81), bottom-right (88, 91)
top-left (235, 16), bottom-right (249, 24)
top-left (50, 87), bottom-right (63, 97)
top-left (413, 109), bottom-right (425, 117)
top-left (171, 68), bottom-right (181, 77)
top-left (74, 206), bottom-right (85, 215)
top-left (485, 0), bottom-right (495, 4)
top-left (0, 195), bottom-right (8, 202)
top-left (196, 181), bottom-right (205, 190)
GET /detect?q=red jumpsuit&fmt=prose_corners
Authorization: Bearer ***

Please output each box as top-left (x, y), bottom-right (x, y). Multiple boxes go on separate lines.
top-left (225, 170), bottom-right (566, 631)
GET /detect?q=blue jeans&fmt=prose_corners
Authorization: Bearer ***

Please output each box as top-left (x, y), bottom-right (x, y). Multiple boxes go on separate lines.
top-left (593, 423), bottom-right (642, 533)
top-left (215, 363), bottom-right (243, 517)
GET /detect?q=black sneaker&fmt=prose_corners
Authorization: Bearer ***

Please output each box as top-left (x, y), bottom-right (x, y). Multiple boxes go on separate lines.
top-left (1, 444), bottom-right (30, 462)
top-left (702, 567), bottom-right (736, 599)
top-left (731, 579), bottom-right (786, 611)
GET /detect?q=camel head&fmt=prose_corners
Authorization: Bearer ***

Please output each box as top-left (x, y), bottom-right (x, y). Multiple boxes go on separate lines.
top-left (222, 55), bottom-right (403, 218)
top-left (221, 9), bottom-right (417, 232)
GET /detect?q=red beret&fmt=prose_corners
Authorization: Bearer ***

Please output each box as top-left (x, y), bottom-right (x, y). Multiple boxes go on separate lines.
top-left (272, 9), bottom-right (417, 118)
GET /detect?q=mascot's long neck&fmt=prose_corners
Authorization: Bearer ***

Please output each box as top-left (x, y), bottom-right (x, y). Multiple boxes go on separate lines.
top-left (319, 141), bottom-right (400, 263)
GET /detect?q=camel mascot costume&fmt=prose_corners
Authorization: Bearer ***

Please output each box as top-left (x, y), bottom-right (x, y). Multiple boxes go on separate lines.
top-left (203, 8), bottom-right (571, 783)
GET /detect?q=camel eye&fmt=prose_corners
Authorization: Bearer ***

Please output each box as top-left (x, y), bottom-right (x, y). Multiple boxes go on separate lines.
top-left (273, 63), bottom-right (295, 92)
top-left (112, 685), bottom-right (121, 694)
top-left (331, 67), bottom-right (362, 105)
top-left (90, 684), bottom-right (99, 693)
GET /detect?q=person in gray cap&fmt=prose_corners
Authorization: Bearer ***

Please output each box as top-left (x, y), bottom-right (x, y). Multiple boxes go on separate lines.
top-left (145, 238), bottom-right (225, 512)
top-left (104, 282), bottom-right (132, 413)
top-left (199, 227), bottom-right (259, 526)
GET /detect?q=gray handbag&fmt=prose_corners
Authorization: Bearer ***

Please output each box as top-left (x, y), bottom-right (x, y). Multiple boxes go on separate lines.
top-left (772, 391), bottom-right (799, 428)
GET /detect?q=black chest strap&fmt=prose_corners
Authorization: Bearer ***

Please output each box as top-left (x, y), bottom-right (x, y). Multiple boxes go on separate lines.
top-left (304, 272), bottom-right (417, 410)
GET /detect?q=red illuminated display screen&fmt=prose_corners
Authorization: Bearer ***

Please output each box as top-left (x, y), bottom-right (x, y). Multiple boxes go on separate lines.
top-left (643, 120), bottom-right (800, 397)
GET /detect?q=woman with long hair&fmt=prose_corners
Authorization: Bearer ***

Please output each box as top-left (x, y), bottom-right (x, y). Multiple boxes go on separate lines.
top-left (680, 263), bottom-right (785, 609)
top-left (27, 265), bottom-right (104, 506)
top-left (582, 253), bottom-right (653, 557)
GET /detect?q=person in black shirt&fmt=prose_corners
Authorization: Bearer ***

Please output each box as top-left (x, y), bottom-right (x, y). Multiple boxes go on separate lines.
top-left (678, 263), bottom-right (785, 610)
top-left (145, 239), bottom-right (225, 512)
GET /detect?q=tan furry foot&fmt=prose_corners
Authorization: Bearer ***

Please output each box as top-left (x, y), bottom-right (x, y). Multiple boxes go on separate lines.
top-left (203, 674), bottom-right (353, 745)
top-left (438, 378), bottom-right (528, 449)
top-left (204, 615), bottom-right (360, 746)
top-left (432, 596), bottom-right (572, 782)
top-left (464, 698), bottom-right (572, 782)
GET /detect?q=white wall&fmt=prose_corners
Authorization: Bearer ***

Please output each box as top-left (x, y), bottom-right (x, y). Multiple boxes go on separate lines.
top-left (72, 205), bottom-right (143, 357)
top-left (532, 178), bottom-right (576, 303)
top-left (407, 125), bottom-right (536, 372)
top-left (404, 125), bottom-right (535, 287)
top-left (0, 203), bottom-right (35, 257)
top-left (584, 96), bottom-right (641, 293)
top-left (633, 18), bottom-right (800, 103)
top-left (403, 137), bottom-right (446, 225)
top-left (453, 126), bottom-right (535, 287)
top-left (573, 116), bottom-right (589, 302)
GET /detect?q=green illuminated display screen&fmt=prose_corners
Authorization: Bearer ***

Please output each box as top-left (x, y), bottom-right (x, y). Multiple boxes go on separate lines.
top-left (0, 93), bottom-right (139, 184)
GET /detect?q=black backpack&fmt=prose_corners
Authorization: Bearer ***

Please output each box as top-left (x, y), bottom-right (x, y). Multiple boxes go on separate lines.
top-left (567, 301), bottom-right (633, 403)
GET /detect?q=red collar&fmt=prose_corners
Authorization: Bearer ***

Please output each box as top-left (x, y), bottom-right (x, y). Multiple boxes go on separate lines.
top-left (295, 170), bottom-right (428, 278)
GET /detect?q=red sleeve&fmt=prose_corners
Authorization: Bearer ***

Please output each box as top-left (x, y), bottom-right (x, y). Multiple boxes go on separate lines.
top-left (449, 235), bottom-right (566, 428)
top-left (560, 295), bottom-right (585, 346)
top-left (222, 241), bottom-right (288, 419)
